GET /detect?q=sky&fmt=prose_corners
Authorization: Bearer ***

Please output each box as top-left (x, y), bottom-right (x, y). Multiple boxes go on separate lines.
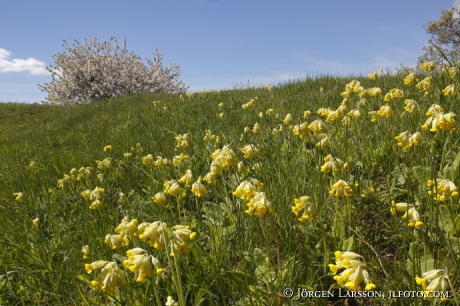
top-left (0, 0), bottom-right (458, 103)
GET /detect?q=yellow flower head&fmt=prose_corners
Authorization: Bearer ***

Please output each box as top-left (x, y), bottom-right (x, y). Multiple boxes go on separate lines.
top-left (283, 113), bottom-right (293, 126)
top-left (241, 144), bottom-right (261, 160)
top-left (329, 180), bottom-right (355, 197)
top-left (153, 192), bottom-right (167, 205)
top-left (191, 177), bottom-right (207, 197)
top-left (291, 196), bottom-right (317, 222)
top-left (245, 191), bottom-right (274, 217)
top-left (403, 72), bottom-right (418, 85)
top-left (420, 61), bottom-right (435, 72)
top-left (367, 71), bottom-right (377, 80)
top-left (103, 145), bottom-right (112, 152)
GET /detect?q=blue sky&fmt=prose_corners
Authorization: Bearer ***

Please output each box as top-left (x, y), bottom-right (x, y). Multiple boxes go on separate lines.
top-left (0, 0), bottom-right (458, 103)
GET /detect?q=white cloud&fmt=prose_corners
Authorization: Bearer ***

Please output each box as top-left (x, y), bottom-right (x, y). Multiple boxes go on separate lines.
top-left (0, 48), bottom-right (49, 75)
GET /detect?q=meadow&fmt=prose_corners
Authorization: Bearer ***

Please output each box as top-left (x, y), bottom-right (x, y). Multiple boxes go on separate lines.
top-left (0, 65), bottom-right (459, 305)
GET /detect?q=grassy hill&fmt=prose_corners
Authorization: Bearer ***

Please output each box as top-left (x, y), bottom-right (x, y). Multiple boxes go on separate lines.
top-left (0, 72), bottom-right (459, 305)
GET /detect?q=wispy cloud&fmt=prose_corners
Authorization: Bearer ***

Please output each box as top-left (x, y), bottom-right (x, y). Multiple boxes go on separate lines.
top-left (0, 48), bottom-right (49, 75)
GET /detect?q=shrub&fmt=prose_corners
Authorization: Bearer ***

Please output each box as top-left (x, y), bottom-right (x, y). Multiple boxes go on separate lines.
top-left (39, 37), bottom-right (189, 105)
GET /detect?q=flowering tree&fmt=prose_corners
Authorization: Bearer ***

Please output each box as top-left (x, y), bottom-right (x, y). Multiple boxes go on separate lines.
top-left (39, 37), bottom-right (189, 105)
top-left (418, 5), bottom-right (460, 67)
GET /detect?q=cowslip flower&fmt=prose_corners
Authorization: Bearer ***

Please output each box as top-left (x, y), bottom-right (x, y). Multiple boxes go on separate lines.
top-left (348, 109), bottom-right (361, 119)
top-left (395, 131), bottom-right (421, 149)
top-left (89, 200), bottom-right (103, 210)
top-left (420, 61), bottom-right (435, 72)
top-left (266, 108), bottom-right (275, 115)
top-left (164, 180), bottom-right (182, 197)
top-left (415, 269), bottom-right (450, 300)
top-left (170, 225), bottom-right (196, 256)
top-left (383, 88), bottom-right (404, 102)
top-left (283, 113), bottom-right (293, 125)
top-left (96, 158), bottom-right (111, 169)
top-left (316, 135), bottom-right (330, 150)
top-left (233, 180), bottom-right (258, 202)
top-left (81, 245), bottom-right (90, 259)
top-left (367, 71), bottom-right (377, 80)
top-left (13, 192), bottom-right (24, 202)
top-left (303, 110), bottom-right (312, 119)
top-left (241, 144), bottom-right (261, 160)
top-left (174, 133), bottom-right (190, 148)
top-left (124, 248), bottom-right (163, 282)
top-left (178, 170), bottom-right (193, 187)
top-left (103, 145), bottom-right (112, 152)
top-left (404, 99), bottom-right (418, 114)
top-left (245, 191), bottom-right (274, 216)
top-left (104, 234), bottom-right (127, 249)
top-left (292, 123), bottom-right (309, 139)
top-left (308, 119), bottom-right (327, 136)
top-left (320, 154), bottom-right (345, 173)
top-left (415, 77), bottom-right (433, 92)
top-left (427, 179), bottom-right (458, 201)
top-left (442, 84), bottom-right (459, 96)
top-left (330, 251), bottom-right (376, 291)
top-left (87, 261), bottom-right (127, 293)
top-left (191, 177), bottom-right (207, 197)
top-left (165, 296), bottom-right (179, 306)
top-left (32, 218), bottom-right (39, 227)
top-left (329, 180), bottom-right (356, 197)
top-left (367, 87), bottom-right (382, 97)
top-left (390, 201), bottom-right (423, 227)
top-left (153, 192), bottom-right (167, 205)
top-left (291, 196), bottom-right (317, 222)
top-left (139, 221), bottom-right (170, 250)
top-left (115, 217), bottom-right (139, 241)
top-left (403, 72), bottom-right (418, 85)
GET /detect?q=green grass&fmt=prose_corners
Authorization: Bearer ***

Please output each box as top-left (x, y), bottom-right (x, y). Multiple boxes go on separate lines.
top-left (0, 72), bottom-right (459, 305)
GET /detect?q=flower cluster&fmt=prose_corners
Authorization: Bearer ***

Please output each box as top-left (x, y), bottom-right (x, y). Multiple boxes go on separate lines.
top-left (291, 196), bottom-right (317, 222)
top-left (427, 179), bottom-right (458, 201)
top-left (390, 201), bottom-right (423, 227)
top-left (415, 269), bottom-right (450, 301)
top-left (329, 251), bottom-right (376, 291)
top-left (394, 131), bottom-right (421, 149)
top-left (422, 104), bottom-right (456, 132)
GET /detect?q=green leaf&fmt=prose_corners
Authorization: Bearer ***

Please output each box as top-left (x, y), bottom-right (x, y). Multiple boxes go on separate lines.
top-left (253, 248), bottom-right (275, 286)
top-left (341, 236), bottom-right (354, 251)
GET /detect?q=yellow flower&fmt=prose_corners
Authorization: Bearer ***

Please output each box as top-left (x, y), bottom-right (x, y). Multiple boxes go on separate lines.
top-left (291, 196), bottom-right (317, 222)
top-left (403, 72), bottom-right (418, 85)
top-left (292, 122), bottom-right (309, 139)
top-left (442, 84), bottom-right (459, 96)
top-left (427, 178), bottom-right (458, 201)
top-left (103, 145), bottom-right (112, 152)
top-left (233, 181), bottom-right (258, 202)
top-left (166, 296), bottom-right (179, 306)
top-left (308, 119), bottom-right (327, 136)
top-left (377, 105), bottom-right (392, 119)
top-left (13, 192), bottom-right (24, 202)
top-left (81, 245), bottom-right (90, 259)
top-left (104, 234), bottom-right (126, 249)
top-left (367, 71), bottom-right (377, 80)
top-left (241, 98), bottom-right (257, 109)
top-left (416, 269), bottom-right (450, 300)
top-left (123, 152), bottom-right (132, 159)
top-left (115, 217), bottom-right (139, 240)
top-left (316, 135), bottom-right (330, 150)
top-left (390, 201), bottom-right (423, 227)
top-left (395, 131), bottom-right (421, 149)
top-left (96, 158), bottom-right (111, 169)
top-left (218, 102), bottom-right (224, 108)
top-left (178, 169), bottom-right (193, 187)
top-left (415, 77), bottom-right (433, 92)
top-left (383, 88), bottom-right (404, 102)
top-left (283, 113), bottom-right (293, 125)
top-left (367, 87), bottom-right (382, 97)
top-left (245, 192), bottom-right (273, 216)
top-left (124, 248), bottom-right (162, 282)
top-left (329, 180), bottom-right (355, 197)
top-left (90, 262), bottom-right (127, 292)
top-left (347, 109), bottom-right (361, 119)
top-left (404, 99), bottom-right (418, 113)
top-left (303, 110), bottom-right (312, 119)
top-left (265, 108), bottom-right (275, 115)
top-left (174, 133), bottom-right (190, 148)
top-left (252, 122), bottom-right (261, 134)
top-left (241, 144), bottom-right (261, 160)
top-left (172, 153), bottom-right (189, 166)
top-left (153, 192), bottom-right (167, 205)
top-left (32, 218), bottom-right (39, 227)
top-left (164, 180), bottom-right (182, 197)
top-left (89, 200), bottom-right (103, 210)
top-left (420, 61), bottom-right (435, 72)
top-left (320, 154), bottom-right (345, 173)
top-left (191, 177), bottom-right (207, 197)
top-left (169, 225), bottom-right (196, 256)
top-left (85, 260), bottom-right (109, 274)
top-left (139, 221), bottom-right (170, 250)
